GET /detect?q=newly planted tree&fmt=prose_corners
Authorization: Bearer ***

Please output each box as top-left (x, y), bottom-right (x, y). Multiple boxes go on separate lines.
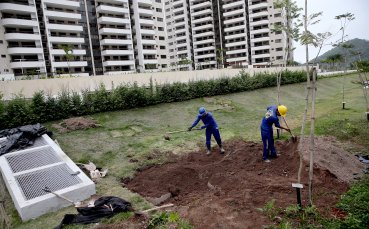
top-left (58, 44), bottom-right (74, 76)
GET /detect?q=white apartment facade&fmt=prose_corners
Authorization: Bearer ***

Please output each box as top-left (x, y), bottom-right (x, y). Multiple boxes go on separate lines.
top-left (0, 0), bottom-right (291, 79)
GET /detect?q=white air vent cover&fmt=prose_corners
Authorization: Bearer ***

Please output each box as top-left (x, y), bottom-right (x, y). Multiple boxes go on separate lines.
top-left (0, 134), bottom-right (95, 221)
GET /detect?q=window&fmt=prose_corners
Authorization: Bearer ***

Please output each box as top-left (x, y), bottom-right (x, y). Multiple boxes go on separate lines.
top-left (157, 17), bottom-right (163, 22)
top-left (156, 8), bottom-right (162, 12)
top-left (161, 55), bottom-right (167, 58)
top-left (1, 55), bottom-right (5, 58)
top-left (161, 64), bottom-right (167, 68)
top-left (274, 13), bottom-right (282, 17)
top-left (159, 36), bottom-right (165, 40)
top-left (0, 40), bottom-right (3, 44)
top-left (275, 39), bottom-right (282, 43)
top-left (155, 0), bottom-right (161, 2)
top-left (276, 47), bottom-right (283, 51)
top-left (160, 46), bottom-right (166, 49)
top-left (158, 27), bottom-right (164, 31)
top-left (276, 56), bottom-right (283, 60)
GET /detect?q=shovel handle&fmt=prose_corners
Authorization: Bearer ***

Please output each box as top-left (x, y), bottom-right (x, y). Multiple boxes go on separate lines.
top-left (43, 187), bottom-right (74, 204)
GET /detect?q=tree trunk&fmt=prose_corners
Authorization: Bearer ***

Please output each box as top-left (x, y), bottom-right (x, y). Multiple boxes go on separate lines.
top-left (297, 0), bottom-right (310, 184)
top-left (308, 68), bottom-right (317, 205)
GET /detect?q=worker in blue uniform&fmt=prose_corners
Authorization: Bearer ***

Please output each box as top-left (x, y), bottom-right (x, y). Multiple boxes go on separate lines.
top-left (260, 105), bottom-right (290, 162)
top-left (188, 107), bottom-right (225, 155)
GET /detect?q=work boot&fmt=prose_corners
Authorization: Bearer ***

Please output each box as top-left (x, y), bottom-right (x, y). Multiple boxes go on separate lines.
top-left (220, 147), bottom-right (225, 154)
top-left (206, 150), bottom-right (211, 155)
top-left (264, 159), bottom-right (271, 163)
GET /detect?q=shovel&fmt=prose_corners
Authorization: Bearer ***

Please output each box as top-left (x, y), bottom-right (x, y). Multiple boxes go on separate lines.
top-left (42, 187), bottom-right (81, 207)
top-left (164, 128), bottom-right (202, 140)
top-left (282, 117), bottom-right (297, 142)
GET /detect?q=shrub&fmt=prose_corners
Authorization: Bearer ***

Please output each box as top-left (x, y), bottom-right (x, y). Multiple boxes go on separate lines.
top-left (0, 70), bottom-right (306, 129)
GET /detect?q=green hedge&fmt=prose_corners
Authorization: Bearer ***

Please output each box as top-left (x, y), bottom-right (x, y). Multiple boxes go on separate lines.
top-left (0, 70), bottom-right (306, 129)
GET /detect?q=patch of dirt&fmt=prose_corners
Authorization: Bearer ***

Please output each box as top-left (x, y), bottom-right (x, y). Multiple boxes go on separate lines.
top-left (124, 137), bottom-right (365, 228)
top-left (52, 117), bottom-right (100, 133)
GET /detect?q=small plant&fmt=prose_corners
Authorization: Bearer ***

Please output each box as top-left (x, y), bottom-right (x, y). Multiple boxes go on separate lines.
top-left (261, 199), bottom-right (281, 221)
top-left (148, 212), bottom-right (192, 229)
top-left (284, 204), bottom-right (300, 217)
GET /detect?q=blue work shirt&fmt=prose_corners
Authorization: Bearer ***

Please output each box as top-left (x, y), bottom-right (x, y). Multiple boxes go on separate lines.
top-left (191, 112), bottom-right (218, 129)
top-left (260, 106), bottom-right (281, 132)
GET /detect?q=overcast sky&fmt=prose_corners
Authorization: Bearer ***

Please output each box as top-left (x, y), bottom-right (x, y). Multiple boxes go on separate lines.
top-left (293, 0), bottom-right (369, 63)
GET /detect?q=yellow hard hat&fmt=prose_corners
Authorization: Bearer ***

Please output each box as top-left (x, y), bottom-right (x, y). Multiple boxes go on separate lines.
top-left (277, 105), bottom-right (287, 117)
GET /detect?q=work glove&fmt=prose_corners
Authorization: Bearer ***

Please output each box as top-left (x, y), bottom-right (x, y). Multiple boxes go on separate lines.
top-left (188, 127), bottom-right (192, 131)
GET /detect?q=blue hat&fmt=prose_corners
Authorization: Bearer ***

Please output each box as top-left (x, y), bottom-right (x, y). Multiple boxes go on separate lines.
top-left (199, 107), bottom-right (206, 114)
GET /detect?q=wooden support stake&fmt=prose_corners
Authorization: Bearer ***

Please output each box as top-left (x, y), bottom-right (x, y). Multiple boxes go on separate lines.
top-left (292, 183), bottom-right (303, 208)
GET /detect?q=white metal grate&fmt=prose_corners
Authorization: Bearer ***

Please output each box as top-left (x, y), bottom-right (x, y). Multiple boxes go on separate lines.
top-left (6, 146), bottom-right (62, 173)
top-left (15, 164), bottom-right (82, 200)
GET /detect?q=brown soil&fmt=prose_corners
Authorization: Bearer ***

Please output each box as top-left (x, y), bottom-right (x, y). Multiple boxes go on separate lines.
top-left (52, 117), bottom-right (100, 133)
top-left (122, 137), bottom-right (365, 228)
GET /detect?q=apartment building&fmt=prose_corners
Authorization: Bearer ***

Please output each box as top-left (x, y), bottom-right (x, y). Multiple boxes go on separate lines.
top-left (0, 0), bottom-right (46, 77)
top-left (0, 0), bottom-right (291, 79)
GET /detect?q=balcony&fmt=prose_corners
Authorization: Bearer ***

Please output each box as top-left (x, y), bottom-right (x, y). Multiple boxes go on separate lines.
top-left (97, 16), bottom-right (130, 25)
top-left (249, 2), bottom-right (268, 10)
top-left (96, 5), bottom-right (128, 15)
top-left (250, 28), bottom-right (269, 35)
top-left (44, 10), bottom-right (81, 20)
top-left (10, 60), bottom-right (45, 69)
top-left (137, 0), bottom-right (152, 5)
top-left (194, 46), bottom-right (215, 52)
top-left (139, 18), bottom-right (154, 25)
top-left (251, 45), bottom-right (271, 51)
top-left (138, 8), bottom-right (153, 16)
top-left (252, 53), bottom-right (270, 58)
top-left (1, 18), bottom-right (38, 28)
top-left (143, 59), bottom-right (157, 64)
top-left (227, 56), bottom-right (248, 62)
top-left (177, 49), bottom-right (188, 55)
top-left (141, 39), bottom-right (156, 45)
top-left (250, 10), bottom-right (269, 18)
top-left (252, 36), bottom-right (270, 43)
top-left (250, 19), bottom-right (269, 27)
top-left (222, 0), bottom-right (244, 10)
top-left (191, 8), bottom-right (212, 17)
top-left (193, 38), bottom-right (215, 46)
top-left (225, 32), bottom-right (246, 40)
top-left (99, 28), bottom-right (131, 35)
top-left (191, 16), bottom-right (213, 24)
top-left (49, 36), bottom-right (85, 44)
top-left (223, 16), bottom-right (244, 25)
top-left (140, 29), bottom-right (155, 35)
top-left (47, 23), bottom-right (83, 32)
top-left (101, 50), bottom-right (133, 56)
top-left (226, 48), bottom-right (248, 55)
top-left (193, 31), bottom-right (214, 38)
top-left (174, 28), bottom-right (186, 34)
top-left (100, 39), bottom-right (132, 45)
top-left (142, 49), bottom-right (157, 55)
top-left (52, 61), bottom-right (88, 68)
top-left (225, 40), bottom-right (247, 48)
top-left (4, 33), bottom-right (41, 41)
top-left (7, 47), bottom-right (43, 55)
top-left (103, 60), bottom-right (135, 67)
top-left (224, 25), bottom-right (246, 33)
top-left (194, 53), bottom-right (216, 60)
top-left (192, 23), bottom-right (213, 31)
top-left (223, 8), bottom-right (245, 18)
top-left (43, 0), bottom-right (80, 9)
top-left (50, 49), bottom-right (86, 56)
top-left (190, 1), bottom-right (211, 10)
top-left (0, 3), bottom-right (36, 13)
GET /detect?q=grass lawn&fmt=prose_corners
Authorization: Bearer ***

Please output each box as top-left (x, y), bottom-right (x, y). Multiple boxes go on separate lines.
top-left (4, 73), bottom-right (369, 229)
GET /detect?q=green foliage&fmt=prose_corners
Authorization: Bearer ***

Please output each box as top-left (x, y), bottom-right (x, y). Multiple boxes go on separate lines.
top-left (261, 199), bottom-right (281, 221)
top-left (0, 71), bottom-right (306, 129)
top-left (3, 94), bottom-right (32, 128)
top-left (148, 212), bottom-right (192, 229)
top-left (0, 93), bottom-right (6, 129)
top-left (336, 175), bottom-right (369, 228)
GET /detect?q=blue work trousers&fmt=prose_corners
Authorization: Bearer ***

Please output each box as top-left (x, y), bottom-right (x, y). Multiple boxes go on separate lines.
top-left (261, 128), bottom-right (277, 160)
top-left (206, 127), bottom-right (222, 150)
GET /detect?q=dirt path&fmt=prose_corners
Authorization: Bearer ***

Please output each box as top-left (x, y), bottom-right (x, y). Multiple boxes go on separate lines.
top-left (123, 138), bottom-right (365, 228)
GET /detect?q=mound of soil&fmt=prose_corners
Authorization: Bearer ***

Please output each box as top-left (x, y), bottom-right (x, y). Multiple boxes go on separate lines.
top-left (124, 138), bottom-right (365, 228)
top-left (52, 117), bottom-right (100, 133)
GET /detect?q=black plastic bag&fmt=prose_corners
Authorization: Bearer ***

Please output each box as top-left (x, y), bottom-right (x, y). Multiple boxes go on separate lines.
top-left (55, 196), bottom-right (132, 229)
